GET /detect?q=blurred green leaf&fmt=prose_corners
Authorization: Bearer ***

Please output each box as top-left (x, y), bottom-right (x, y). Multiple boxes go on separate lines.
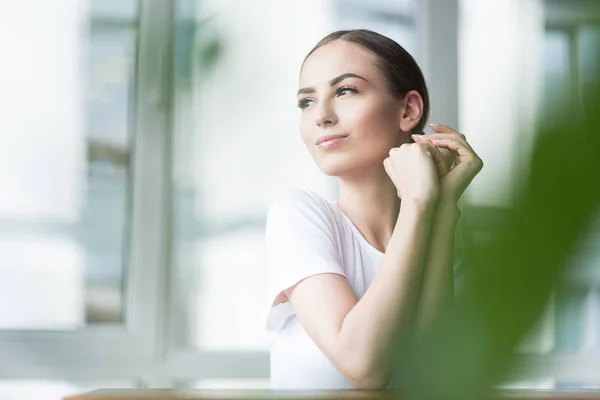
top-left (396, 85), bottom-right (600, 400)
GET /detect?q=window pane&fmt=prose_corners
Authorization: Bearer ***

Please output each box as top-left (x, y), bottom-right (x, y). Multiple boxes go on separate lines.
top-left (556, 217), bottom-right (600, 354)
top-left (579, 24), bottom-right (600, 110)
top-left (542, 30), bottom-right (572, 117)
top-left (0, 0), bottom-right (138, 328)
top-left (556, 285), bottom-right (589, 352)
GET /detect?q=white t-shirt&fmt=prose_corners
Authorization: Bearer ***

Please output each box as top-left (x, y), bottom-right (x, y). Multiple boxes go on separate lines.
top-left (264, 187), bottom-right (386, 389)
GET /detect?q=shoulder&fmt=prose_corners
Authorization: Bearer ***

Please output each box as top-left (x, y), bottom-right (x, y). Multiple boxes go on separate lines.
top-left (266, 187), bottom-right (338, 235)
top-left (268, 187), bottom-right (334, 220)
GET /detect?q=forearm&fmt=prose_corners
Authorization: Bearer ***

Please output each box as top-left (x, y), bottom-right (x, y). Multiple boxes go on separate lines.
top-left (415, 197), bottom-right (461, 331)
top-left (336, 199), bottom-right (436, 387)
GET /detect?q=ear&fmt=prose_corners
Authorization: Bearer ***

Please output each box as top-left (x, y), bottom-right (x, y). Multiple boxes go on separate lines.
top-left (399, 90), bottom-right (424, 133)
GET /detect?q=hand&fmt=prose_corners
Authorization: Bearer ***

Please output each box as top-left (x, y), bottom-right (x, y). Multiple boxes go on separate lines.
top-left (412, 124), bottom-right (484, 203)
top-left (383, 142), bottom-right (440, 204)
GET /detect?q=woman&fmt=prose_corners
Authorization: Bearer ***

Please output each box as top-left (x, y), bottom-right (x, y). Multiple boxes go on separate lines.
top-left (264, 29), bottom-right (483, 390)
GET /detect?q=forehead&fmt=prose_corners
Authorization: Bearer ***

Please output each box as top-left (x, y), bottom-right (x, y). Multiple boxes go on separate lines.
top-left (300, 40), bottom-right (380, 87)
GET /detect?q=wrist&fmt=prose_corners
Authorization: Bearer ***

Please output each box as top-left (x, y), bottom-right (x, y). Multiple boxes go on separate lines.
top-left (398, 189), bottom-right (440, 208)
top-left (400, 197), bottom-right (438, 216)
top-left (435, 197), bottom-right (462, 222)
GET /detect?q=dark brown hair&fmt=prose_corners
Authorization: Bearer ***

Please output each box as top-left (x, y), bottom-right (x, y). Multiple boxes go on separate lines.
top-left (303, 29), bottom-right (429, 134)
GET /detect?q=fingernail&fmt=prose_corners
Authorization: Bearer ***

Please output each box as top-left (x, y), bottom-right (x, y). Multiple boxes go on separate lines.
top-left (429, 123), bottom-right (436, 127)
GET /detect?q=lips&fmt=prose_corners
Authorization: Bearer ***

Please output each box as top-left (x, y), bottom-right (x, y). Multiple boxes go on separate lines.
top-left (316, 133), bottom-right (349, 146)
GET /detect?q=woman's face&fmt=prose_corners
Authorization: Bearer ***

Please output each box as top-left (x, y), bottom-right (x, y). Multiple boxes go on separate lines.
top-left (298, 40), bottom-right (409, 177)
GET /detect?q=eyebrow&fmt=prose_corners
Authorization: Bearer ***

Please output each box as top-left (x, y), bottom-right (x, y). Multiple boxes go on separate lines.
top-left (297, 73), bottom-right (368, 96)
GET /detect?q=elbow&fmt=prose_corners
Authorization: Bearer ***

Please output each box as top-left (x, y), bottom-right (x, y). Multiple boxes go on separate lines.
top-left (343, 358), bottom-right (391, 389)
top-left (348, 369), bottom-right (390, 390)
top-left (351, 375), bottom-right (390, 390)
top-left (333, 326), bottom-right (393, 389)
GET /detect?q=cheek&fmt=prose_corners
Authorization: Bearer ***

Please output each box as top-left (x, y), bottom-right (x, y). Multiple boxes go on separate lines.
top-left (347, 101), bottom-right (399, 142)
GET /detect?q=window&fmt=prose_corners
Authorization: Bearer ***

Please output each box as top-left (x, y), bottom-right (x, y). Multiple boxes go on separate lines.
top-left (4, 0), bottom-right (597, 395)
top-left (0, 0), bottom-right (137, 329)
top-left (0, 0), bottom-right (171, 393)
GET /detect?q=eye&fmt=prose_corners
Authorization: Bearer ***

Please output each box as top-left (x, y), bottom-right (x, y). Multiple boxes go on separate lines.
top-left (336, 86), bottom-right (357, 96)
top-left (297, 98), bottom-right (314, 109)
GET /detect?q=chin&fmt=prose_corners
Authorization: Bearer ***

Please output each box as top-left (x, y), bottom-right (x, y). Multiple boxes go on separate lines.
top-left (314, 158), bottom-right (347, 177)
top-left (315, 156), bottom-right (368, 177)
top-left (319, 167), bottom-right (344, 177)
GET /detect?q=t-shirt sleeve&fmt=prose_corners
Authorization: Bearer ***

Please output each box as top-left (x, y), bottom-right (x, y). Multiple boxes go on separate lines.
top-left (264, 188), bottom-right (346, 333)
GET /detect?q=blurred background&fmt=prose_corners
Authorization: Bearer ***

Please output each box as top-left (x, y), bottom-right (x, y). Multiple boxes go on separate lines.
top-left (0, 0), bottom-right (598, 398)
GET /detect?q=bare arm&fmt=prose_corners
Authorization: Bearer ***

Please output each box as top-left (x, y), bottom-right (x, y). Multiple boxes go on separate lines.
top-left (414, 197), bottom-right (461, 331)
top-left (411, 124), bottom-right (483, 331)
top-left (287, 198), bottom-right (436, 389)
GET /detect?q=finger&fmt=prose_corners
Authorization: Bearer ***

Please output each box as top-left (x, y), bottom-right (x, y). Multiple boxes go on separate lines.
top-left (433, 147), bottom-right (456, 170)
top-left (414, 132), bottom-right (467, 143)
top-left (428, 138), bottom-right (479, 162)
top-left (413, 134), bottom-right (462, 167)
top-left (413, 133), bottom-right (471, 150)
top-left (429, 123), bottom-right (461, 136)
top-left (440, 147), bottom-right (457, 168)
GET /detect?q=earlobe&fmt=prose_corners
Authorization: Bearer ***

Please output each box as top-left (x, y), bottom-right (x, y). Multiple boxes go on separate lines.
top-left (399, 116), bottom-right (419, 133)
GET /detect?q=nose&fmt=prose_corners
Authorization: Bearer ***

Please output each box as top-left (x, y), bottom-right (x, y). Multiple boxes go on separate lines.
top-left (315, 102), bottom-right (338, 128)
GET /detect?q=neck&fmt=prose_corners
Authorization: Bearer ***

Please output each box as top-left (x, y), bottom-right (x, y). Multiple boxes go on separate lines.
top-left (336, 168), bottom-right (401, 253)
